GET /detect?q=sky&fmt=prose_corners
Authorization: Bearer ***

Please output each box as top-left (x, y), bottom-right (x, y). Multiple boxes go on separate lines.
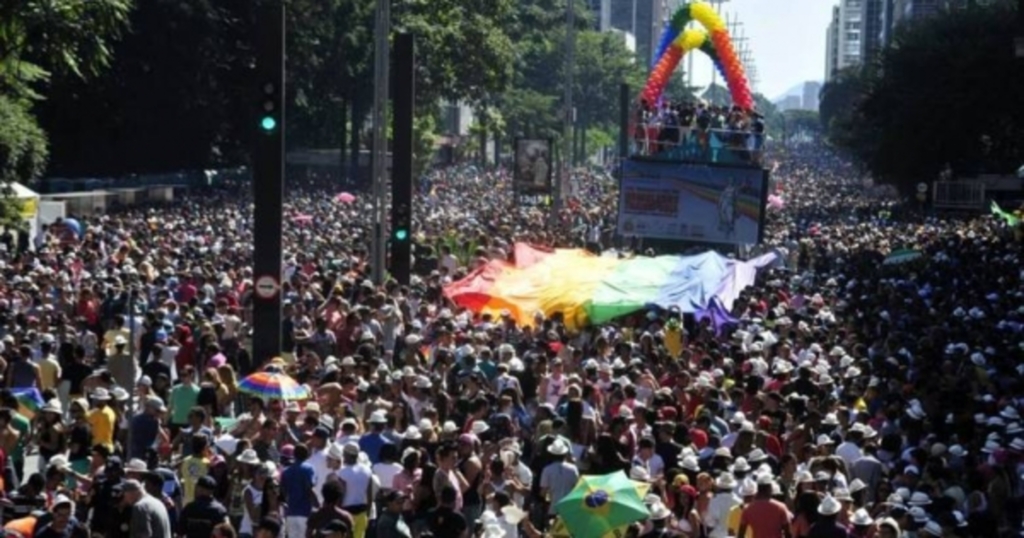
top-left (683, 0), bottom-right (835, 99)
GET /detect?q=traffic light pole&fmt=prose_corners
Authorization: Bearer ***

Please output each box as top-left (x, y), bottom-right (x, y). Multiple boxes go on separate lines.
top-left (370, 0), bottom-right (391, 284)
top-left (390, 33), bottom-right (415, 286)
top-left (251, 0), bottom-right (285, 363)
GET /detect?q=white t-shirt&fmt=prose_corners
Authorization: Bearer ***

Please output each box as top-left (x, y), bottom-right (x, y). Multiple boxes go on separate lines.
top-left (337, 464), bottom-right (373, 507)
top-left (308, 449), bottom-right (330, 502)
top-left (372, 462), bottom-right (403, 491)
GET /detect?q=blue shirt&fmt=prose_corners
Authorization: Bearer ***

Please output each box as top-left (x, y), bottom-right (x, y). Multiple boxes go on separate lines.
top-left (129, 413), bottom-right (160, 460)
top-left (281, 462), bottom-right (316, 517)
top-left (359, 432), bottom-right (391, 465)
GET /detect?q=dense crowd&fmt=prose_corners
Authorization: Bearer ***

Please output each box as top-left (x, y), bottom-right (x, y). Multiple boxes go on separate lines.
top-left (0, 140), bottom-right (1016, 538)
top-left (633, 102), bottom-right (765, 164)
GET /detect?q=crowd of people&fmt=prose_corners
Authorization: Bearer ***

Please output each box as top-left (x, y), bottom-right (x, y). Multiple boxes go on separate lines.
top-left (0, 138), bottom-right (1015, 538)
top-left (633, 101), bottom-right (765, 165)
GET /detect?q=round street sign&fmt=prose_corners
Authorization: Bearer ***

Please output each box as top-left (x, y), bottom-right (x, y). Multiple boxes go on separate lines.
top-left (254, 275), bottom-right (280, 300)
top-left (917, 182), bottom-right (928, 194)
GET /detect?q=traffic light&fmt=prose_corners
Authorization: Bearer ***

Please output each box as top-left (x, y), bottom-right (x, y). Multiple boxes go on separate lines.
top-left (259, 81), bottom-right (280, 133)
top-left (392, 202), bottom-right (411, 242)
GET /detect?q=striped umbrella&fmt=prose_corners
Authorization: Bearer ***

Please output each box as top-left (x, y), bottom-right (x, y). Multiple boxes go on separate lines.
top-left (12, 388), bottom-right (43, 419)
top-left (238, 371), bottom-right (310, 400)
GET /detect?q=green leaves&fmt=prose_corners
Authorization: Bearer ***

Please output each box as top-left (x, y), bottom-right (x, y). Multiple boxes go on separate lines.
top-left (826, 2), bottom-right (1024, 191)
top-left (0, 96), bottom-right (49, 187)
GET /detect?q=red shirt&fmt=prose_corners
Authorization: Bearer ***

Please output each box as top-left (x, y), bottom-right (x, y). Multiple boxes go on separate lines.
top-left (739, 498), bottom-right (791, 538)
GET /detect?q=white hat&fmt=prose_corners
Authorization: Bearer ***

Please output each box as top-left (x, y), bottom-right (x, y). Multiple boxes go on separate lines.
top-left (833, 488), bottom-right (853, 502)
top-left (114, 335), bottom-right (128, 345)
top-left (732, 457), bottom-right (751, 473)
top-left (922, 520), bottom-right (943, 537)
top-left (418, 418), bottom-right (433, 432)
top-left (629, 466), bottom-right (651, 482)
top-left (851, 508), bottom-right (873, 526)
top-left (403, 426), bottom-right (423, 440)
top-left (52, 493), bottom-right (75, 513)
top-left (949, 444), bottom-right (968, 457)
top-left (745, 448), bottom-right (770, 461)
top-left (470, 420), bottom-right (490, 435)
top-left (285, 401), bottom-right (301, 413)
top-left (818, 494), bottom-right (841, 516)
top-left (90, 387), bottom-right (111, 401)
top-left (41, 399), bottom-right (62, 414)
top-left (414, 376), bottom-right (432, 389)
top-left (442, 421), bottom-right (459, 434)
top-left (126, 458), bottom-right (149, 473)
top-left (908, 491), bottom-right (932, 506)
top-left (739, 480), bottom-right (757, 497)
top-left (342, 442), bottom-right (360, 456)
top-left (756, 473), bottom-right (774, 485)
top-left (48, 454), bottom-right (70, 472)
top-left (649, 502), bottom-right (672, 520)
top-left (909, 506), bottom-right (929, 523)
top-left (822, 413), bottom-right (840, 426)
top-left (305, 402), bottom-right (321, 413)
top-left (238, 448), bottom-right (261, 465)
top-left (849, 478), bottom-right (867, 493)
top-left (548, 440), bottom-right (570, 456)
top-left (715, 473), bottom-right (737, 490)
top-left (368, 410), bottom-right (388, 424)
top-left (681, 455), bottom-right (700, 472)
top-left (326, 443), bottom-right (345, 460)
top-left (816, 434), bottom-right (835, 446)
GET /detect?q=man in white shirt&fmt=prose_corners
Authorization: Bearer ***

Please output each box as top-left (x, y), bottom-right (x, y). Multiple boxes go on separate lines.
top-left (632, 437), bottom-right (665, 482)
top-left (705, 473), bottom-right (741, 538)
top-left (836, 425), bottom-right (865, 470)
top-left (307, 427), bottom-right (333, 503)
top-left (335, 442), bottom-right (375, 538)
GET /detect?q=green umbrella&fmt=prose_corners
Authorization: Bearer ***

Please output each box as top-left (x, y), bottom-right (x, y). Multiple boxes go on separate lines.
top-left (883, 249), bottom-right (923, 265)
top-left (554, 471), bottom-right (650, 538)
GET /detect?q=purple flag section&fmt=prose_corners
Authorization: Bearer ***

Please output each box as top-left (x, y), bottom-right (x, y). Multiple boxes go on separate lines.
top-left (694, 297), bottom-right (738, 335)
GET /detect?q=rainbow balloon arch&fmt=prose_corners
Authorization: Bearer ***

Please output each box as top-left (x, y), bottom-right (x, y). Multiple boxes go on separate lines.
top-left (641, 1), bottom-right (754, 111)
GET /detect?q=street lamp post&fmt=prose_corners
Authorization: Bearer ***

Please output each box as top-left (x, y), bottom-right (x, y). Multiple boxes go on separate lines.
top-left (370, 0), bottom-right (391, 283)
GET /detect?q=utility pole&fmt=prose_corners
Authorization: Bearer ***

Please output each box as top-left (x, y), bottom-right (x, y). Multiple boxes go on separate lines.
top-left (556, 0), bottom-right (575, 226)
top-left (370, 0), bottom-right (390, 283)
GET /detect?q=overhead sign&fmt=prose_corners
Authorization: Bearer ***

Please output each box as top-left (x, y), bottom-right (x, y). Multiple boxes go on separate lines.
top-left (254, 275), bottom-right (280, 300)
top-left (513, 138), bottom-right (554, 207)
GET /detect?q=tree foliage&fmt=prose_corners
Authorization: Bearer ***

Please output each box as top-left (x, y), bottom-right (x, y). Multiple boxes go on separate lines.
top-left (827, 3), bottom-right (1024, 190)
top-left (0, 97), bottom-right (48, 185)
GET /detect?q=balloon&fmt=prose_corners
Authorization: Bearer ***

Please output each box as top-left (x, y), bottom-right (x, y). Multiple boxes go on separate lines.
top-left (640, 2), bottom-right (754, 110)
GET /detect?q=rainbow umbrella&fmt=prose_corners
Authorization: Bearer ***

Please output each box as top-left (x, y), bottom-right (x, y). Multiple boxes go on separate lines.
top-left (238, 371), bottom-right (310, 400)
top-left (555, 471), bottom-right (650, 538)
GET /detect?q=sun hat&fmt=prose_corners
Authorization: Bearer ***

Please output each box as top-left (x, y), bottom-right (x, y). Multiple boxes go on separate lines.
top-left (715, 473), bottom-right (737, 490)
top-left (818, 494), bottom-right (841, 516)
top-left (238, 448), bottom-right (261, 465)
top-left (851, 508), bottom-right (873, 526)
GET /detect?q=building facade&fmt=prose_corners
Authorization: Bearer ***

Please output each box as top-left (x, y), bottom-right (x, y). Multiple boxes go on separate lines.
top-left (608, 0), bottom-right (683, 67)
top-left (825, 5), bottom-right (840, 80)
top-left (803, 81), bottom-right (822, 111)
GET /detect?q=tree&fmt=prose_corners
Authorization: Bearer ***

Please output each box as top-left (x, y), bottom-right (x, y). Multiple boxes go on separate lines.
top-left (0, 97), bottom-right (48, 189)
top-left (828, 3), bottom-right (1024, 191)
top-left (0, 0), bottom-right (129, 213)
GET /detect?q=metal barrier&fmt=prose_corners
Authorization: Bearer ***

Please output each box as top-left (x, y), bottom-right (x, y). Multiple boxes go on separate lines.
top-left (630, 125), bottom-right (764, 167)
top-left (933, 181), bottom-right (986, 210)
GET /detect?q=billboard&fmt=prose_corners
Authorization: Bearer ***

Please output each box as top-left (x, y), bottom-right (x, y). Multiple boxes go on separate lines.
top-left (513, 138), bottom-right (553, 206)
top-left (617, 159), bottom-right (768, 245)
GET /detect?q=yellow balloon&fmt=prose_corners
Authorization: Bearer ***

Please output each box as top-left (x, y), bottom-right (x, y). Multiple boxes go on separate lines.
top-left (679, 28), bottom-right (708, 51)
top-left (689, 1), bottom-right (726, 32)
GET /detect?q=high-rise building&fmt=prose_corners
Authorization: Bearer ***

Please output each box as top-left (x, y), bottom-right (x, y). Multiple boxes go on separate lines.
top-left (609, 0), bottom-right (684, 67)
top-left (825, 6), bottom-right (841, 80)
top-left (803, 81), bottom-right (822, 111)
top-left (775, 95), bottom-right (802, 111)
top-left (825, 0), bottom-right (865, 80)
top-left (860, 0), bottom-right (885, 61)
top-left (839, 0), bottom-right (864, 69)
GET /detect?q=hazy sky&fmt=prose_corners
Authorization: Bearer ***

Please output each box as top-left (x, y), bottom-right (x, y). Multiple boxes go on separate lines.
top-left (682, 0), bottom-right (835, 99)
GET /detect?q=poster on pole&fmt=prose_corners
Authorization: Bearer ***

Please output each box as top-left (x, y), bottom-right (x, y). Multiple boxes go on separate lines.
top-left (513, 138), bottom-right (553, 207)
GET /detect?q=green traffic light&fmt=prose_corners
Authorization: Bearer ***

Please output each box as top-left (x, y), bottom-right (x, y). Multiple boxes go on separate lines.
top-left (394, 229), bottom-right (409, 241)
top-left (260, 116), bottom-right (277, 131)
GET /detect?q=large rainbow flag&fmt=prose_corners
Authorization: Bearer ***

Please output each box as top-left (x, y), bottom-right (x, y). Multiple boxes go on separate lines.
top-left (445, 244), bottom-right (775, 330)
